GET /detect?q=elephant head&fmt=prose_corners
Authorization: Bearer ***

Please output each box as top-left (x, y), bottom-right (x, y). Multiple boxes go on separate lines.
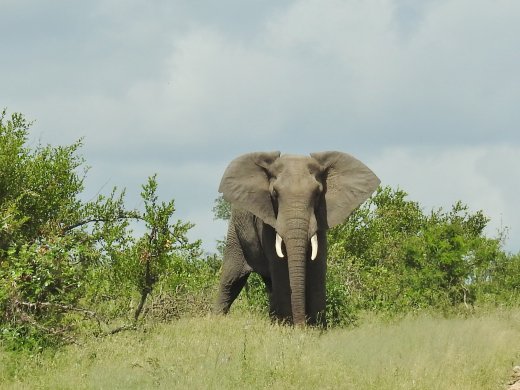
top-left (219, 151), bottom-right (380, 324)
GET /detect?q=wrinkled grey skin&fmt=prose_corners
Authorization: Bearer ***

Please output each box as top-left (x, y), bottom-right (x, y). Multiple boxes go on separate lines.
top-left (215, 151), bottom-right (380, 326)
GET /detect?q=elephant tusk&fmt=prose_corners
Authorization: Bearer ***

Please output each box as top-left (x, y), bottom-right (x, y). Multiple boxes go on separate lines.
top-left (275, 233), bottom-right (284, 259)
top-left (311, 234), bottom-right (318, 261)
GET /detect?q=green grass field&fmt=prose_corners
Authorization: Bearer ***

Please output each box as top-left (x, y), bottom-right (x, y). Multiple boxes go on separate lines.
top-left (1, 309), bottom-right (519, 389)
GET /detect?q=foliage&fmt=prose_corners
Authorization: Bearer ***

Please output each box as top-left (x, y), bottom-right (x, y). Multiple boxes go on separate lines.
top-left (475, 251), bottom-right (520, 304)
top-left (212, 185), bottom-right (517, 326)
top-left (0, 110), bottom-right (93, 348)
top-left (212, 195), bottom-right (231, 221)
top-left (0, 111), bottom-right (205, 350)
top-left (326, 186), bottom-right (510, 325)
top-left (84, 175), bottom-right (203, 323)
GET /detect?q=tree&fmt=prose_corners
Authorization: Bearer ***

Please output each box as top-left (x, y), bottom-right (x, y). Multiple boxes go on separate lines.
top-left (326, 186), bottom-right (506, 323)
top-left (0, 110), bottom-right (96, 348)
top-left (212, 195), bottom-right (231, 221)
top-left (0, 111), bottom-right (202, 349)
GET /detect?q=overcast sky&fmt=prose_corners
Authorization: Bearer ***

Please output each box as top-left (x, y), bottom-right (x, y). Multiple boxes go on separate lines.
top-left (2, 0), bottom-right (519, 253)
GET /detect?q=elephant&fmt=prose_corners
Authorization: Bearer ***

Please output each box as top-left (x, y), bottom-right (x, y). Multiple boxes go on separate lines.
top-left (215, 151), bottom-right (380, 326)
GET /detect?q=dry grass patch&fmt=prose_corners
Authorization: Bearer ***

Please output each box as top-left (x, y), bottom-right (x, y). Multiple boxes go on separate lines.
top-left (1, 310), bottom-right (519, 389)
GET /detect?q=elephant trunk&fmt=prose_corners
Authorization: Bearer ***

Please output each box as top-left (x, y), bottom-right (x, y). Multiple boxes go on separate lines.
top-left (284, 220), bottom-right (310, 325)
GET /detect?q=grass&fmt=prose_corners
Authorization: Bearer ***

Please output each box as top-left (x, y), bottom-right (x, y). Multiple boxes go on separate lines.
top-left (1, 309), bottom-right (519, 389)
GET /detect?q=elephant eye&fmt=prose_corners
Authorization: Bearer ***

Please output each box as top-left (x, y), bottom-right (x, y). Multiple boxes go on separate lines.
top-left (271, 188), bottom-right (278, 198)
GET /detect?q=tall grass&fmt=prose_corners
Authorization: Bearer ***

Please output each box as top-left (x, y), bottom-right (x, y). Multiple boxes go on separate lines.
top-left (1, 309), bottom-right (519, 389)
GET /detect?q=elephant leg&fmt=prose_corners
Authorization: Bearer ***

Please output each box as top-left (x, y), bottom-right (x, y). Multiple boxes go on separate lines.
top-left (216, 269), bottom-right (250, 314)
top-left (215, 223), bottom-right (252, 314)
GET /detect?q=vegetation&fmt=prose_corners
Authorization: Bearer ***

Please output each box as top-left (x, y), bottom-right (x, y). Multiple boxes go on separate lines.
top-left (1, 110), bottom-right (520, 387)
top-left (0, 110), bottom-right (211, 350)
top-left (324, 187), bottom-right (515, 323)
top-left (1, 311), bottom-right (519, 389)
top-left (214, 188), bottom-right (520, 325)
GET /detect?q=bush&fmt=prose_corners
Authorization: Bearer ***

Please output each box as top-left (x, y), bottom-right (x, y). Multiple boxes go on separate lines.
top-left (0, 110), bottom-right (94, 348)
top-left (327, 186), bottom-right (507, 323)
top-left (0, 111), bottom-right (205, 350)
top-left (475, 251), bottom-right (520, 304)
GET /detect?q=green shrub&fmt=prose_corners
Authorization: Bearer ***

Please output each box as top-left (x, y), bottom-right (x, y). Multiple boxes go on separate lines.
top-left (0, 111), bottom-right (203, 350)
top-left (327, 186), bottom-right (508, 323)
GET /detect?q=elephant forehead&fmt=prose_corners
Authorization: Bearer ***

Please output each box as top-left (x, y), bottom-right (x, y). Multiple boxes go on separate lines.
top-left (279, 154), bottom-right (309, 162)
top-left (274, 154), bottom-right (322, 174)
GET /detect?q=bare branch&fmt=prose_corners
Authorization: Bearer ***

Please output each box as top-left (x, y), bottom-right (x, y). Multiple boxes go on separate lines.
top-left (63, 211), bottom-right (141, 232)
top-left (15, 310), bottom-right (78, 345)
top-left (15, 300), bottom-right (103, 329)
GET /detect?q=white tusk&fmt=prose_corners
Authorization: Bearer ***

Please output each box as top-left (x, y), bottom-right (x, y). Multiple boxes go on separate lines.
top-left (276, 233), bottom-right (284, 258)
top-left (311, 234), bottom-right (318, 260)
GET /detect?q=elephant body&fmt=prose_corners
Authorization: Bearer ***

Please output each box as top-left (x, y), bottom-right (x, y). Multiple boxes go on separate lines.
top-left (216, 207), bottom-right (328, 324)
top-left (215, 152), bottom-right (379, 326)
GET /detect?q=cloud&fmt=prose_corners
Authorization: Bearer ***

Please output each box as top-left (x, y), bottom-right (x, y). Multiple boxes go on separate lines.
top-left (108, 0), bottom-right (517, 158)
top-left (9, 0), bottom-right (519, 153)
top-left (265, 0), bottom-right (519, 143)
top-left (135, 29), bottom-right (291, 142)
top-left (2, 0), bottom-right (519, 251)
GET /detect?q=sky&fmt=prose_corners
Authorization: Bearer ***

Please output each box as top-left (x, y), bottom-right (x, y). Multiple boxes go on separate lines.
top-left (1, 0), bottom-right (519, 253)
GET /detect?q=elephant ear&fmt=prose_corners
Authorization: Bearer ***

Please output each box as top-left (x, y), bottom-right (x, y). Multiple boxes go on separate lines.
top-left (311, 151), bottom-right (380, 229)
top-left (219, 151), bottom-right (281, 227)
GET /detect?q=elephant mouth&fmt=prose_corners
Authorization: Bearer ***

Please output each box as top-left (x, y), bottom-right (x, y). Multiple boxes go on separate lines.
top-left (275, 232), bottom-right (318, 261)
